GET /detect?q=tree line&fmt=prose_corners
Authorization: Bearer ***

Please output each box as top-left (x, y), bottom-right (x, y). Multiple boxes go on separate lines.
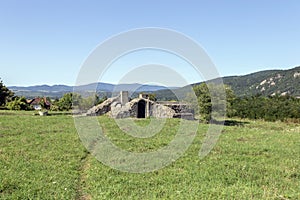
top-left (230, 94), bottom-right (300, 121)
top-left (0, 79), bottom-right (106, 111)
top-left (1, 79), bottom-right (299, 122)
top-left (51, 93), bottom-right (107, 111)
top-left (193, 83), bottom-right (300, 122)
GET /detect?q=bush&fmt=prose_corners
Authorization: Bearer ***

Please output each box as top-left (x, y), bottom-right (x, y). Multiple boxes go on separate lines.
top-left (6, 97), bottom-right (33, 110)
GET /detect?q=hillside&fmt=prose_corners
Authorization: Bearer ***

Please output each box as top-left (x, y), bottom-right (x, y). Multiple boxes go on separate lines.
top-left (155, 66), bottom-right (300, 100)
top-left (8, 66), bottom-right (300, 99)
top-left (221, 66), bottom-right (300, 97)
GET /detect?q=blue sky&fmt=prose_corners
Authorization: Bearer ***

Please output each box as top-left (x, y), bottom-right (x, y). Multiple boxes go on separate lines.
top-left (1, 0), bottom-right (300, 86)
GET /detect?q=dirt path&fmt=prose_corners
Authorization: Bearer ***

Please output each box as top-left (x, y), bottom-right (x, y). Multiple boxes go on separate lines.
top-left (75, 152), bottom-right (92, 200)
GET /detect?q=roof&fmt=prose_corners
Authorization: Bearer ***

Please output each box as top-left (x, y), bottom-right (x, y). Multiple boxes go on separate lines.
top-left (27, 97), bottom-right (51, 106)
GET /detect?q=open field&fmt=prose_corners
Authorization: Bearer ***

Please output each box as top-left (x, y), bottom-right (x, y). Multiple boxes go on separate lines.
top-left (0, 110), bottom-right (299, 199)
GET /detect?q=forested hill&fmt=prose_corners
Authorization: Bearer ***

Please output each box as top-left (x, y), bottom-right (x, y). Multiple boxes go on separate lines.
top-left (146, 66), bottom-right (300, 100)
top-left (217, 66), bottom-right (300, 97)
top-left (8, 66), bottom-right (300, 99)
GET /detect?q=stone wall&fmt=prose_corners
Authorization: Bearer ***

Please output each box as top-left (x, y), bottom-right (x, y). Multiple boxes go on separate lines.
top-left (127, 98), bottom-right (154, 118)
top-left (160, 103), bottom-right (194, 114)
top-left (86, 96), bottom-right (119, 116)
top-left (152, 103), bottom-right (175, 118)
top-left (110, 101), bottom-right (131, 118)
top-left (86, 94), bottom-right (193, 120)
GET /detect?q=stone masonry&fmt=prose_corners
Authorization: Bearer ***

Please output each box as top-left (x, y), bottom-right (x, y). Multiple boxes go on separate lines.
top-left (86, 91), bottom-right (194, 120)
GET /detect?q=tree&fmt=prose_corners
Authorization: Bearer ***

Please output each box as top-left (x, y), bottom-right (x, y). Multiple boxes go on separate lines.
top-left (0, 79), bottom-right (14, 107)
top-left (56, 93), bottom-right (82, 111)
top-left (57, 93), bottom-right (73, 111)
top-left (193, 83), bottom-right (212, 121)
top-left (193, 83), bottom-right (235, 122)
top-left (224, 85), bottom-right (236, 118)
top-left (80, 95), bottom-right (97, 111)
top-left (183, 91), bottom-right (199, 116)
top-left (79, 95), bottom-right (108, 111)
top-left (6, 96), bottom-right (32, 110)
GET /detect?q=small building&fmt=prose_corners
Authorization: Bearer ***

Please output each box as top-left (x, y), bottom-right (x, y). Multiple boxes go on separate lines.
top-left (86, 91), bottom-right (194, 120)
top-left (27, 97), bottom-right (51, 110)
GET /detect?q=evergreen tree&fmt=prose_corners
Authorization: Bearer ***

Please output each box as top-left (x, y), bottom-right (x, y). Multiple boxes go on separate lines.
top-left (0, 79), bottom-right (14, 107)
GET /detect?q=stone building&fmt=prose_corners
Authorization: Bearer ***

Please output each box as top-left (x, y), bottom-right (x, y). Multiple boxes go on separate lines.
top-left (86, 91), bottom-right (194, 120)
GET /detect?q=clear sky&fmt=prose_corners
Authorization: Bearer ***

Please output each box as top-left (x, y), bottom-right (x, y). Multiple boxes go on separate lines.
top-left (1, 0), bottom-right (300, 86)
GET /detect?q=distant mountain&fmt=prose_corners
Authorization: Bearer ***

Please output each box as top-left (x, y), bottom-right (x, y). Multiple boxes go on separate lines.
top-left (113, 83), bottom-right (174, 92)
top-left (8, 84), bottom-right (73, 99)
top-left (8, 66), bottom-right (300, 99)
top-left (9, 84), bottom-right (73, 93)
top-left (8, 82), bottom-right (178, 98)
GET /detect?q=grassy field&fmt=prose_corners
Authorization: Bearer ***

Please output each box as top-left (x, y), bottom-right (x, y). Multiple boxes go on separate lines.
top-left (0, 110), bottom-right (299, 199)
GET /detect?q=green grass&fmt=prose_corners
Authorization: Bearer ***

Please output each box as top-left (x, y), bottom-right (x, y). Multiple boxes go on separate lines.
top-left (0, 111), bottom-right (299, 199)
top-left (0, 111), bottom-right (87, 199)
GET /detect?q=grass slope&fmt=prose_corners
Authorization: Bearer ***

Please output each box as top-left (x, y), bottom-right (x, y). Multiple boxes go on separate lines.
top-left (81, 117), bottom-right (300, 199)
top-left (0, 111), bottom-right (299, 199)
top-left (0, 111), bottom-right (87, 199)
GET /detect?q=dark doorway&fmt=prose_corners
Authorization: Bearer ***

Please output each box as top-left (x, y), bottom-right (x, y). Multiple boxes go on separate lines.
top-left (137, 100), bottom-right (146, 118)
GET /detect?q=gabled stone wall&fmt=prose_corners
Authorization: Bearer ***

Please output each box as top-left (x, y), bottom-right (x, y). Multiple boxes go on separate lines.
top-left (86, 92), bottom-right (193, 120)
top-left (86, 96), bottom-right (119, 116)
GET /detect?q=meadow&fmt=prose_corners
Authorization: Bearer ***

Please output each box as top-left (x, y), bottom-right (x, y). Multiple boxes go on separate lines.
top-left (0, 110), bottom-right (299, 199)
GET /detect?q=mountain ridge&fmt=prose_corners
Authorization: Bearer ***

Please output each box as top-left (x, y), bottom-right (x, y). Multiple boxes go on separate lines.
top-left (221, 66), bottom-right (300, 97)
top-left (8, 82), bottom-right (179, 98)
top-left (8, 66), bottom-right (300, 98)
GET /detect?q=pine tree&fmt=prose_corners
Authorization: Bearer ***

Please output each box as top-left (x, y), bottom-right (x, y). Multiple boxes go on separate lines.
top-left (0, 79), bottom-right (14, 106)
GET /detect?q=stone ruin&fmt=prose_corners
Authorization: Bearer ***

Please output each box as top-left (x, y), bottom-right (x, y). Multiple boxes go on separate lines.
top-left (86, 91), bottom-right (194, 120)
